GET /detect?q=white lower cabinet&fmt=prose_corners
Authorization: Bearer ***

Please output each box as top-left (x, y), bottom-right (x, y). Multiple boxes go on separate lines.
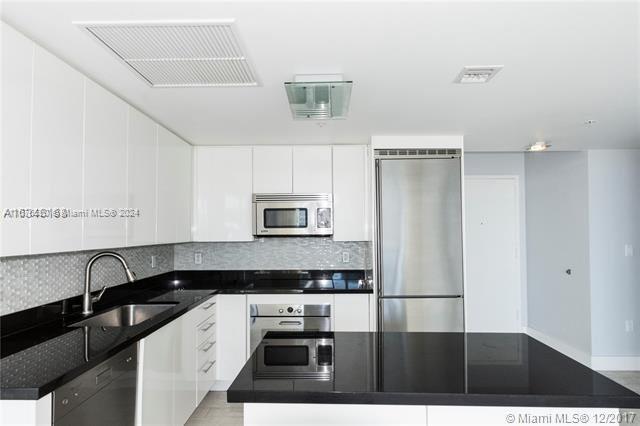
top-left (333, 294), bottom-right (371, 332)
top-left (138, 297), bottom-right (216, 426)
top-left (215, 295), bottom-right (247, 387)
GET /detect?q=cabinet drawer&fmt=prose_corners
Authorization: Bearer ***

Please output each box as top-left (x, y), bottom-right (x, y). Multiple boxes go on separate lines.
top-left (195, 297), bottom-right (216, 325)
top-left (196, 343), bottom-right (216, 405)
top-left (198, 335), bottom-right (216, 359)
top-left (196, 314), bottom-right (216, 347)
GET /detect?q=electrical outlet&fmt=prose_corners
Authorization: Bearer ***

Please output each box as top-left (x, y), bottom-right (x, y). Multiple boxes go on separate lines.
top-left (624, 244), bottom-right (634, 257)
top-left (625, 320), bottom-right (634, 333)
top-left (194, 252), bottom-right (203, 265)
top-left (151, 255), bottom-right (157, 268)
top-left (342, 252), bottom-right (350, 263)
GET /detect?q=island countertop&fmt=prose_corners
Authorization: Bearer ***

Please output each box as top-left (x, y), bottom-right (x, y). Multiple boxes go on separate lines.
top-left (227, 332), bottom-right (640, 408)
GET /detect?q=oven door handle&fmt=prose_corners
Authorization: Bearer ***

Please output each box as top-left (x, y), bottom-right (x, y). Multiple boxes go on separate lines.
top-left (278, 321), bottom-right (303, 326)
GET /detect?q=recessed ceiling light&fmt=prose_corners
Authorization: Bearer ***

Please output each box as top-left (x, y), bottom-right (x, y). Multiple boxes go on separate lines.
top-left (454, 65), bottom-right (503, 84)
top-left (526, 141), bottom-right (551, 152)
top-left (584, 119), bottom-right (597, 125)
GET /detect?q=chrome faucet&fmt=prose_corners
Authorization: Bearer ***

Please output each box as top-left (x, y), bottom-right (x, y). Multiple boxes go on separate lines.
top-left (82, 251), bottom-right (136, 315)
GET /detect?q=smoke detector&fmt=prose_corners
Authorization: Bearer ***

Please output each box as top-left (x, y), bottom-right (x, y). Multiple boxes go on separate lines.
top-left (76, 20), bottom-right (259, 87)
top-left (454, 65), bottom-right (503, 84)
top-left (526, 141), bottom-right (551, 152)
top-left (284, 74), bottom-right (353, 120)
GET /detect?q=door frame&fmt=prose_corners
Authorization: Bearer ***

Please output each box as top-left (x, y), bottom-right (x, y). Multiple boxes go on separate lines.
top-left (464, 175), bottom-right (524, 332)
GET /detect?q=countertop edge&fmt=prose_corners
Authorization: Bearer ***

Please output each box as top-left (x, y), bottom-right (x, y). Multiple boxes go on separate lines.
top-left (0, 289), bottom-right (219, 400)
top-left (226, 389), bottom-right (640, 409)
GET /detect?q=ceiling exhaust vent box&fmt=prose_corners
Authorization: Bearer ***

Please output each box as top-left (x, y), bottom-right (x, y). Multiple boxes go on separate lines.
top-left (284, 78), bottom-right (353, 120)
top-left (76, 20), bottom-right (259, 87)
top-left (454, 65), bottom-right (503, 84)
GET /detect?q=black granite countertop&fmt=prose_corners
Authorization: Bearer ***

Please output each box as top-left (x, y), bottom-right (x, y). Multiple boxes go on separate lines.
top-left (227, 332), bottom-right (640, 408)
top-left (0, 269), bottom-right (370, 400)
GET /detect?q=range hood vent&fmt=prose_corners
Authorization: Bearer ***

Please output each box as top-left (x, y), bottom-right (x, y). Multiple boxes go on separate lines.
top-left (76, 20), bottom-right (259, 87)
top-left (284, 75), bottom-right (352, 120)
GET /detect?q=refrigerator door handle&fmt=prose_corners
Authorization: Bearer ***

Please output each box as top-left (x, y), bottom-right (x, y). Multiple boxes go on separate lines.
top-left (375, 159), bottom-right (384, 333)
top-left (375, 159), bottom-right (384, 299)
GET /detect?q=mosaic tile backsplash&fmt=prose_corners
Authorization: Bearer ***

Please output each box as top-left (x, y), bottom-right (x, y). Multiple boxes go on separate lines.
top-left (1, 238), bottom-right (373, 316)
top-left (0, 245), bottom-right (174, 315)
top-left (174, 238), bottom-right (371, 271)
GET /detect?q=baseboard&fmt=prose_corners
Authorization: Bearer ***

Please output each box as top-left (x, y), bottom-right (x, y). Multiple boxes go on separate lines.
top-left (591, 356), bottom-right (640, 371)
top-left (524, 327), bottom-right (592, 368)
top-left (211, 380), bottom-right (233, 391)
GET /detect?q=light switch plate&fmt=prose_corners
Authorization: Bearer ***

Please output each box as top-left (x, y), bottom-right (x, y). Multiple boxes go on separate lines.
top-left (151, 255), bottom-right (157, 268)
top-left (342, 252), bottom-right (350, 263)
top-left (194, 252), bottom-right (203, 265)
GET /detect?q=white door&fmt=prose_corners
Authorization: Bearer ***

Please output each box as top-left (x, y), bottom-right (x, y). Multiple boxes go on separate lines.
top-left (465, 176), bottom-right (521, 332)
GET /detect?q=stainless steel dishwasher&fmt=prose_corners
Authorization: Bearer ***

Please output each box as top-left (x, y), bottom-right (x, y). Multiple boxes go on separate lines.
top-left (54, 344), bottom-right (137, 426)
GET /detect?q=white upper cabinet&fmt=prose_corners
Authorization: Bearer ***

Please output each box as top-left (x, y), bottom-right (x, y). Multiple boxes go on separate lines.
top-left (1, 23), bottom-right (32, 257)
top-left (126, 108), bottom-right (157, 247)
top-left (332, 145), bottom-right (370, 241)
top-left (30, 46), bottom-right (84, 254)
top-left (252, 146), bottom-right (293, 193)
top-left (193, 146), bottom-right (253, 241)
top-left (82, 79), bottom-right (127, 250)
top-left (292, 146), bottom-right (333, 193)
top-left (156, 127), bottom-right (192, 244)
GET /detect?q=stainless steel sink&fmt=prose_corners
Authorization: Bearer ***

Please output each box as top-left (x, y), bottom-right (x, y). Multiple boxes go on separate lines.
top-left (70, 303), bottom-right (178, 327)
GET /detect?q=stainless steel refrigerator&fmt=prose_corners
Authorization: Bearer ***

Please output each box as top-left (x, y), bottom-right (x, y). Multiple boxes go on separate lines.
top-left (375, 149), bottom-right (464, 332)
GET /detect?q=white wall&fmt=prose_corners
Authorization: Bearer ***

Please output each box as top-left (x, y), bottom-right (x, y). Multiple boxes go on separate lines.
top-left (464, 153), bottom-right (528, 328)
top-left (588, 150), bottom-right (640, 361)
top-left (525, 152), bottom-right (592, 364)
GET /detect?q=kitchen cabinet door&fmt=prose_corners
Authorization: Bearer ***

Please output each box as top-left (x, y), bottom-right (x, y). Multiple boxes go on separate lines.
top-left (193, 146), bottom-right (253, 241)
top-left (157, 127), bottom-right (192, 244)
top-left (332, 145), bottom-right (370, 241)
top-left (292, 145), bottom-right (333, 193)
top-left (127, 108), bottom-right (157, 246)
top-left (30, 46), bottom-right (84, 254)
top-left (334, 294), bottom-right (370, 332)
top-left (1, 23), bottom-right (32, 256)
top-left (82, 79), bottom-right (127, 250)
top-left (138, 321), bottom-right (176, 426)
top-left (174, 309), bottom-right (198, 425)
top-left (252, 146), bottom-right (293, 193)
top-left (215, 295), bottom-right (247, 384)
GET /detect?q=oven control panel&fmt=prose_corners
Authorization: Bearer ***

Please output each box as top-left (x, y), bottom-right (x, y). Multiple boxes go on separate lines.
top-left (250, 304), bottom-right (331, 317)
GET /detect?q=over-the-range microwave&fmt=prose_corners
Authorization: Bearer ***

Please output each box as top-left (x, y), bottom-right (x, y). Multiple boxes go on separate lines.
top-left (252, 193), bottom-right (333, 236)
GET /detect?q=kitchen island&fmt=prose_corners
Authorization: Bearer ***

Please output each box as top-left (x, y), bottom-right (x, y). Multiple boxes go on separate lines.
top-left (228, 332), bottom-right (640, 425)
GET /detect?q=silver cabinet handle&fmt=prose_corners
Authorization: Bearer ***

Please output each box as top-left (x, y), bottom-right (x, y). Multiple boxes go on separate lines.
top-left (279, 321), bottom-right (302, 326)
top-left (201, 361), bottom-right (215, 373)
top-left (201, 342), bottom-right (215, 353)
top-left (202, 302), bottom-right (215, 310)
top-left (200, 322), bottom-right (215, 332)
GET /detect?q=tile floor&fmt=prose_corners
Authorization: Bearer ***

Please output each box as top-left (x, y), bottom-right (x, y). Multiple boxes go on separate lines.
top-left (185, 392), bottom-right (243, 426)
top-left (600, 371), bottom-right (640, 395)
top-left (187, 374), bottom-right (640, 426)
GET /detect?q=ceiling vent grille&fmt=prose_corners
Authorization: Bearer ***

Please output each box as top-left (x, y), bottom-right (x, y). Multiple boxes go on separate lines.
top-left (77, 20), bottom-right (259, 87)
top-left (375, 149), bottom-right (461, 159)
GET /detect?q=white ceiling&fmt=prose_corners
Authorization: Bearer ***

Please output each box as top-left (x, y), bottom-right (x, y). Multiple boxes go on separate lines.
top-left (2, 1), bottom-right (639, 150)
